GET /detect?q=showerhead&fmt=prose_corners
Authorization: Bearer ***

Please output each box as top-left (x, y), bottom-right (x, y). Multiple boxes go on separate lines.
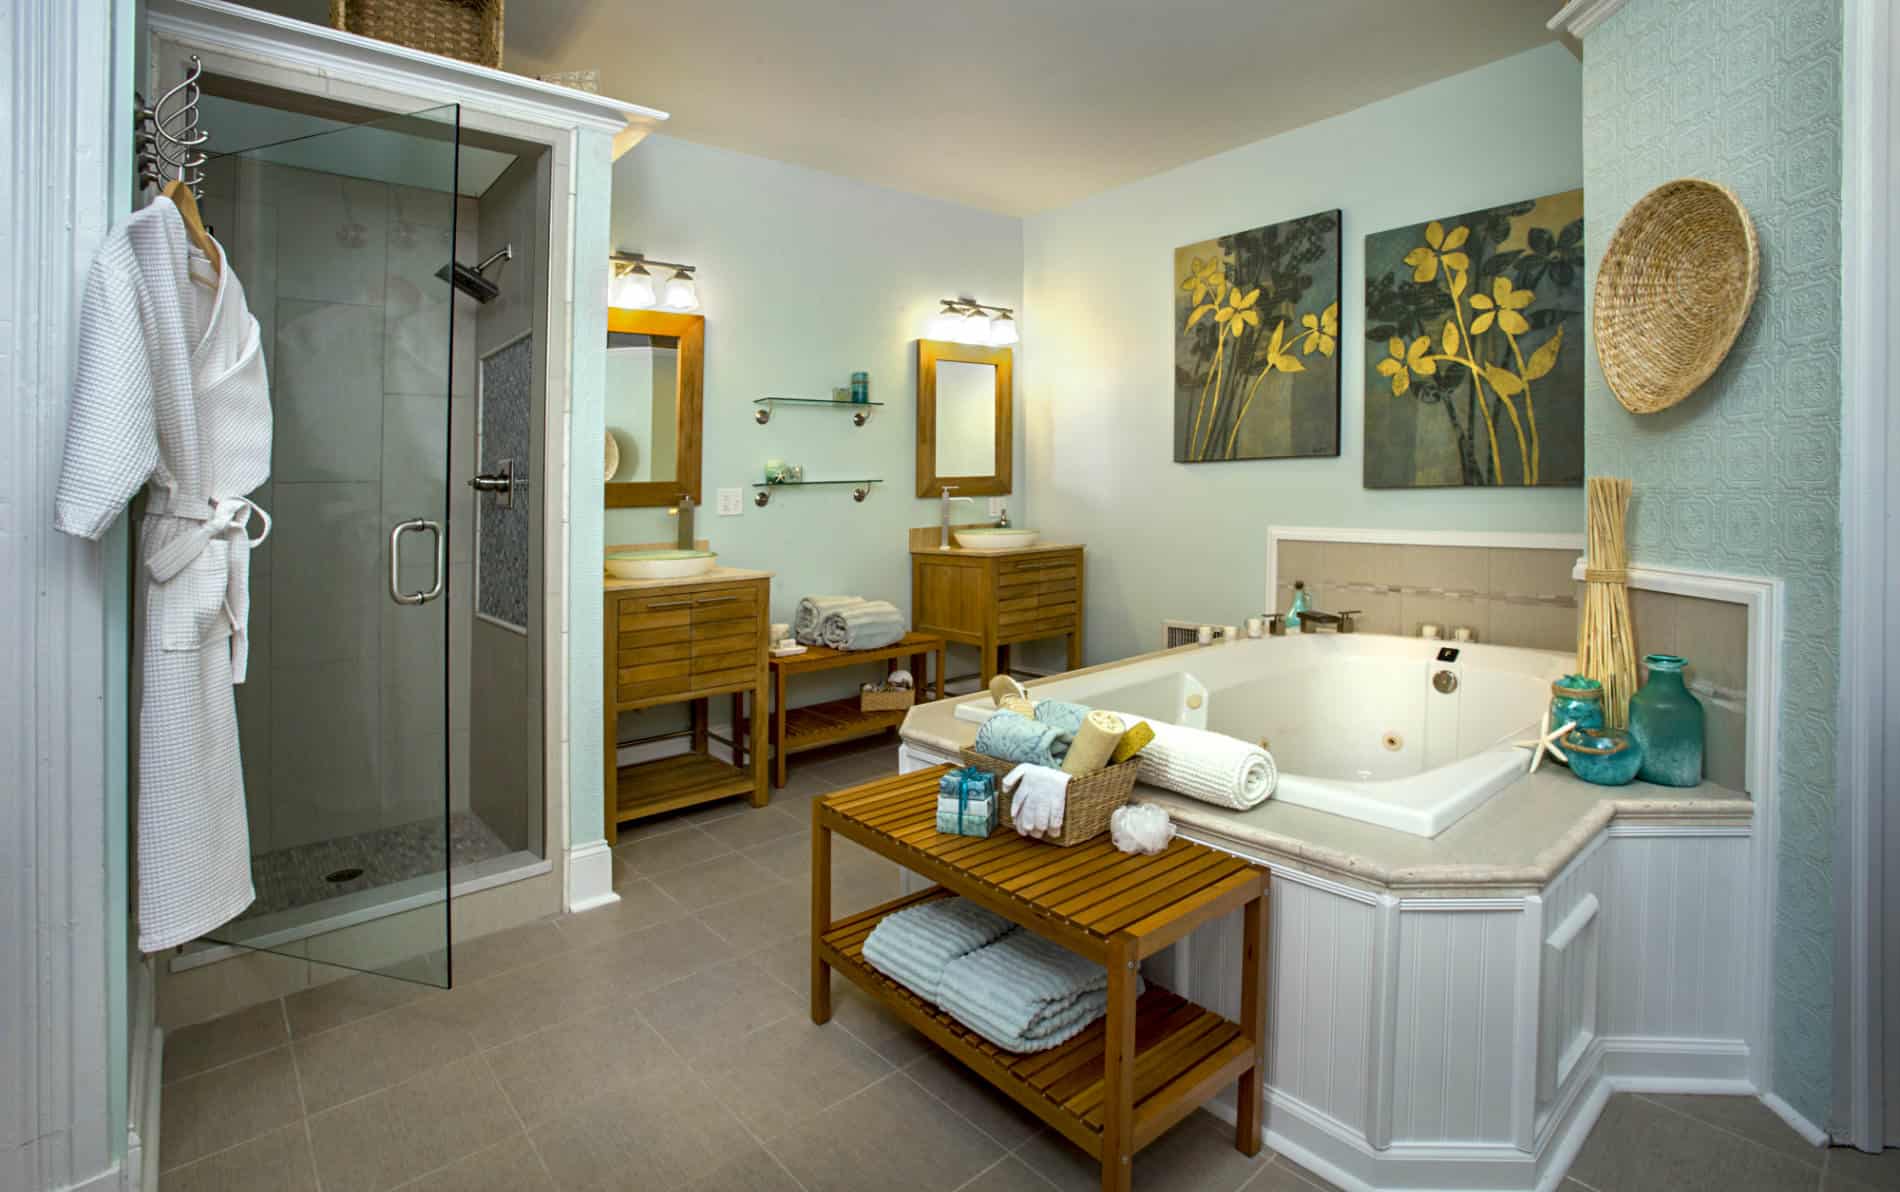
top-left (437, 244), bottom-right (511, 304)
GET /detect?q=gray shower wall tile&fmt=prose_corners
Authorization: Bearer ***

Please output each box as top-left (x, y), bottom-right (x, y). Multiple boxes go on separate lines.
top-left (269, 656), bottom-right (384, 850)
top-left (275, 169), bottom-right (389, 307)
top-left (269, 481), bottom-right (381, 667)
top-left (273, 300), bottom-right (385, 483)
top-left (384, 217), bottom-right (456, 397)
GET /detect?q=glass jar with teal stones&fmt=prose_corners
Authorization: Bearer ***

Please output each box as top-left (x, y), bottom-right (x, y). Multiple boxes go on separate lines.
top-left (1627, 654), bottom-right (1704, 787)
top-left (1562, 726), bottom-right (1644, 786)
top-left (1549, 675), bottom-right (1606, 737)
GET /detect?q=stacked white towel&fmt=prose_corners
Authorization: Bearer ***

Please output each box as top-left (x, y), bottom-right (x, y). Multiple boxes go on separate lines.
top-left (860, 897), bottom-right (1017, 1003)
top-left (939, 930), bottom-right (1141, 1053)
top-left (794, 595), bottom-right (865, 644)
top-left (1111, 714), bottom-right (1278, 810)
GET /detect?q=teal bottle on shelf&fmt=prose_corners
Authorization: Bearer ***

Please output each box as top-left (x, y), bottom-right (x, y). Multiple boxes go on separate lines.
top-left (1627, 654), bottom-right (1704, 787)
top-left (1286, 581), bottom-right (1311, 631)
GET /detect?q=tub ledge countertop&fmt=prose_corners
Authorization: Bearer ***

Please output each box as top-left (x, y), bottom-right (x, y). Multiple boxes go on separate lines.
top-left (899, 690), bottom-right (1751, 895)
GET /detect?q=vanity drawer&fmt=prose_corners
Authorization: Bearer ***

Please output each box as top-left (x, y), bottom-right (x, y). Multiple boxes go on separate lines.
top-left (997, 553), bottom-right (1080, 579)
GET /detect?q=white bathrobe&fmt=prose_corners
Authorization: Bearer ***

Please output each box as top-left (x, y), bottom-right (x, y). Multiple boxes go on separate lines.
top-left (55, 197), bottom-right (271, 953)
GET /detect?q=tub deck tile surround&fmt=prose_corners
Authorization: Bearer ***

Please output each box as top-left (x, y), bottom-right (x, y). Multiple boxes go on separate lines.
top-left (901, 685), bottom-right (1748, 894)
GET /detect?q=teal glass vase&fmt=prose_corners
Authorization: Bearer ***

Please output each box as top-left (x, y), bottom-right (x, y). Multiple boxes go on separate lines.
top-left (1628, 654), bottom-right (1703, 787)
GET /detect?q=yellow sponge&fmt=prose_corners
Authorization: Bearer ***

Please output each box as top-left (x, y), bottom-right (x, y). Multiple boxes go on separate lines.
top-left (1110, 720), bottom-right (1155, 765)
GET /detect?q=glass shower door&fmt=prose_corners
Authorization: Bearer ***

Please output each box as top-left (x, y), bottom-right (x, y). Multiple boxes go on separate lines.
top-left (197, 102), bottom-right (462, 987)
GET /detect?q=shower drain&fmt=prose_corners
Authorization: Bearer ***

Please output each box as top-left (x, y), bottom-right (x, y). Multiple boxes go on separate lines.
top-left (324, 867), bottom-right (366, 883)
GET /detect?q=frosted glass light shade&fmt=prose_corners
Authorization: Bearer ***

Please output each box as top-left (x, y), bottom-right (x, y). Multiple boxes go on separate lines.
top-left (988, 312), bottom-right (1018, 346)
top-left (612, 265), bottom-right (656, 307)
top-left (929, 307), bottom-right (965, 339)
top-left (663, 270), bottom-right (698, 310)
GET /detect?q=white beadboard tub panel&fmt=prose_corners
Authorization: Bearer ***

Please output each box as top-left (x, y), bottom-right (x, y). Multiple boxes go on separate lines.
top-left (1601, 828), bottom-right (1752, 1041)
top-left (1390, 903), bottom-right (1525, 1145)
top-left (1537, 836), bottom-right (1609, 1119)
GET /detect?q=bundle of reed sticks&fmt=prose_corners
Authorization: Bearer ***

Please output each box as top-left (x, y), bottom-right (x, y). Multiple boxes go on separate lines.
top-left (1577, 476), bottom-right (1637, 727)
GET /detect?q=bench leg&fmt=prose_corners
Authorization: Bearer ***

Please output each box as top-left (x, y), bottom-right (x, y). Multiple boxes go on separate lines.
top-left (1101, 936), bottom-right (1136, 1192)
top-left (1237, 892), bottom-right (1269, 1156)
top-left (810, 813), bottom-right (833, 1024)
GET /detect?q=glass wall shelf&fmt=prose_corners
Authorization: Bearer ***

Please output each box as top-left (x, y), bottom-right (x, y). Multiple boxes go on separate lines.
top-left (753, 396), bottom-right (881, 425)
top-left (750, 478), bottom-right (881, 506)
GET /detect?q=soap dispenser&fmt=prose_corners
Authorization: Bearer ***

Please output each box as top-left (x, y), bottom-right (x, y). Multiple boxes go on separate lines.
top-left (1287, 580), bottom-right (1311, 631)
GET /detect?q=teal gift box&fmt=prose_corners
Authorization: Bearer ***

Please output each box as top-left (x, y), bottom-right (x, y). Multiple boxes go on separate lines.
top-left (936, 767), bottom-right (997, 837)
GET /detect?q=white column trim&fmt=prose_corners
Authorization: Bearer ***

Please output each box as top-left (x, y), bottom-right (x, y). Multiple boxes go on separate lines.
top-left (565, 841), bottom-right (620, 914)
top-left (1546, 0), bottom-right (1630, 37)
top-left (1835, 0), bottom-right (1893, 1152)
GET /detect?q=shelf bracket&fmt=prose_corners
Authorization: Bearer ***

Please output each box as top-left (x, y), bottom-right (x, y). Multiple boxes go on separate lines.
top-left (755, 407), bottom-right (772, 425)
top-left (852, 485), bottom-right (871, 502)
top-left (755, 489), bottom-right (773, 507)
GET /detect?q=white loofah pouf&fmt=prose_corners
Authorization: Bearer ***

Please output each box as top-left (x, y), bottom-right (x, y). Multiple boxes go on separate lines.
top-left (1109, 803), bottom-right (1174, 856)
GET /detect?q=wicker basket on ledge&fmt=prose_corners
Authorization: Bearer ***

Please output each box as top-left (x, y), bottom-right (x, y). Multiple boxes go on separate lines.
top-left (330, 0), bottom-right (503, 69)
top-left (958, 751), bottom-right (1139, 847)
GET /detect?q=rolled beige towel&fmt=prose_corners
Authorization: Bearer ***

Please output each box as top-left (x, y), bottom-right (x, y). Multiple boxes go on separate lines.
top-left (990, 674), bottom-right (1029, 704)
top-left (999, 695), bottom-right (1038, 718)
top-left (1062, 710), bottom-right (1125, 776)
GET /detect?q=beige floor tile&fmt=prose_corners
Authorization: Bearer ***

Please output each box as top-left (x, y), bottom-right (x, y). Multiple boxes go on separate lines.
top-left (424, 948), bottom-right (626, 1050)
top-left (682, 1146), bottom-right (803, 1192)
top-left (1638, 1094), bottom-right (1823, 1168)
top-left (615, 826), bottom-right (734, 877)
top-left (528, 1073), bottom-right (755, 1191)
top-left (485, 1006), bottom-right (683, 1129)
top-left (292, 1000), bottom-right (478, 1113)
top-left (554, 877), bottom-right (686, 948)
top-left (163, 1001), bottom-right (289, 1084)
top-left (750, 931), bottom-right (811, 995)
top-left (695, 879), bottom-right (810, 952)
top-left (1016, 1110), bottom-right (1267, 1192)
top-left (635, 957), bottom-right (800, 1059)
top-left (1568, 1093), bottom-right (1822, 1192)
top-left (742, 833), bottom-right (811, 882)
top-left (689, 1014), bottom-right (893, 1142)
top-left (829, 977), bottom-right (932, 1064)
top-left (833, 866), bottom-right (905, 917)
top-left (450, 919), bottom-right (570, 985)
top-left (958, 1156), bottom-right (1061, 1192)
top-left (647, 851), bottom-right (782, 911)
top-left (285, 967), bottom-right (428, 1038)
top-left (575, 914), bottom-right (740, 995)
top-left (1826, 1145), bottom-right (1900, 1191)
top-left (903, 1050), bottom-right (1045, 1149)
top-left (810, 747), bottom-right (903, 788)
top-left (306, 1054), bottom-right (521, 1192)
top-left (771, 1071), bottom-right (1003, 1192)
top-left (698, 802), bottom-right (807, 850)
top-left (390, 1138), bottom-right (553, 1191)
top-left (159, 1046), bottom-right (304, 1171)
top-left (158, 1121), bottom-right (317, 1191)
top-left (1241, 1155), bottom-right (1339, 1191)
top-left (767, 766), bottom-right (838, 804)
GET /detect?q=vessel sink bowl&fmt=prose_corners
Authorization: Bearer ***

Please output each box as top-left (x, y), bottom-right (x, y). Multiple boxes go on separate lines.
top-left (606, 549), bottom-right (717, 580)
top-left (954, 528), bottom-right (1041, 550)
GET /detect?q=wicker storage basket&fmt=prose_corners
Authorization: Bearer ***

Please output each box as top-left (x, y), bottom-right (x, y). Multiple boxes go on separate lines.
top-left (860, 687), bottom-right (915, 714)
top-left (1594, 178), bottom-right (1759, 415)
top-left (958, 751), bottom-right (1139, 847)
top-left (330, 0), bottom-right (503, 69)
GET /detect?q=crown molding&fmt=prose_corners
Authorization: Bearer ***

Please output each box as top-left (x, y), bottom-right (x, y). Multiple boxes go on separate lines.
top-left (1547, 0), bottom-right (1629, 37)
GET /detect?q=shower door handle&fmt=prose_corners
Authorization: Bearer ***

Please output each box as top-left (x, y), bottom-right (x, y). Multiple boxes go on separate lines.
top-left (389, 519), bottom-right (445, 606)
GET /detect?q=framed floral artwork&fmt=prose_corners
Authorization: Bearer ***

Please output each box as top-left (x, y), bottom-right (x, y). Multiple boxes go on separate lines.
top-left (1174, 209), bottom-right (1341, 463)
top-left (1363, 189), bottom-right (1584, 488)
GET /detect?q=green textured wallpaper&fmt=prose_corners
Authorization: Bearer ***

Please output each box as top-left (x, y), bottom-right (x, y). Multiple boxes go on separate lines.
top-left (1582, 0), bottom-right (1842, 1124)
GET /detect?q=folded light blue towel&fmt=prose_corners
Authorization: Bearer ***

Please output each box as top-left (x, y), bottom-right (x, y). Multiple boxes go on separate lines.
top-left (1032, 700), bottom-right (1094, 735)
top-left (973, 709), bottom-right (1072, 768)
top-left (819, 599), bottom-right (907, 651)
top-left (861, 897), bottom-right (1017, 1003)
top-left (795, 595), bottom-right (865, 645)
top-left (939, 930), bottom-right (1142, 1053)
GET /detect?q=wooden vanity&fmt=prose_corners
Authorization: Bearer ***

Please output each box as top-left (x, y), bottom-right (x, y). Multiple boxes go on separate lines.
top-left (602, 566), bottom-right (770, 844)
top-left (910, 529), bottom-right (1084, 687)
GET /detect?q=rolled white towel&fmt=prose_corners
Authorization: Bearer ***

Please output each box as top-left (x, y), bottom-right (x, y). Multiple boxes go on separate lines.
top-left (1111, 714), bottom-right (1277, 810)
top-left (794, 595), bottom-right (865, 644)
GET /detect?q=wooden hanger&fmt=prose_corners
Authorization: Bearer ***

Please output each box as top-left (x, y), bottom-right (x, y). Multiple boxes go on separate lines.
top-left (161, 179), bottom-right (221, 282)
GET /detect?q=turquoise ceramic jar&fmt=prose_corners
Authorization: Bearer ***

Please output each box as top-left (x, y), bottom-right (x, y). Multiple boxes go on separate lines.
top-left (1628, 654), bottom-right (1704, 787)
top-left (1549, 675), bottom-right (1606, 735)
top-left (1562, 727), bottom-right (1644, 786)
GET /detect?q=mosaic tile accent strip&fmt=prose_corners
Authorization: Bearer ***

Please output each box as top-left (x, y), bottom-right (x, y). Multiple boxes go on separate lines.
top-left (477, 336), bottom-right (532, 631)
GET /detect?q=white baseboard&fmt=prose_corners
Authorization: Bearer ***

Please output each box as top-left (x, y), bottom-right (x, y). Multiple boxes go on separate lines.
top-left (1760, 1092), bottom-right (1831, 1147)
top-left (565, 839), bottom-right (619, 913)
top-left (125, 955), bottom-right (162, 1192)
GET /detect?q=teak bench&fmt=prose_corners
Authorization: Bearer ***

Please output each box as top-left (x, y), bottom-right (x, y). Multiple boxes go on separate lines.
top-left (810, 767), bottom-right (1270, 1192)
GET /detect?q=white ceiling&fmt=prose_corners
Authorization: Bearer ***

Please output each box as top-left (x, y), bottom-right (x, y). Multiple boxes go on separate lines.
top-left (501, 0), bottom-right (1567, 215)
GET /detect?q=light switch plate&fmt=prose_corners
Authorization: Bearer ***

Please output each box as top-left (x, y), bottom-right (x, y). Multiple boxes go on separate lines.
top-left (717, 487), bottom-right (743, 516)
top-left (988, 497), bottom-right (1006, 517)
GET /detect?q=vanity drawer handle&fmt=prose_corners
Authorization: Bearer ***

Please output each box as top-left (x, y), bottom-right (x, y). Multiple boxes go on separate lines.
top-left (695, 594), bottom-right (738, 605)
top-left (645, 599), bottom-right (693, 610)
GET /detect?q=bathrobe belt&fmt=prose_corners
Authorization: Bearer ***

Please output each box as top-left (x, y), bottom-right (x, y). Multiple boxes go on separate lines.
top-left (145, 494), bottom-right (272, 683)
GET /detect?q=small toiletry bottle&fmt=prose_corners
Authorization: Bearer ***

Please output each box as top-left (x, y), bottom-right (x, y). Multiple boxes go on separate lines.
top-left (1287, 581), bottom-right (1311, 630)
top-left (851, 371), bottom-right (869, 403)
top-left (764, 458), bottom-right (784, 483)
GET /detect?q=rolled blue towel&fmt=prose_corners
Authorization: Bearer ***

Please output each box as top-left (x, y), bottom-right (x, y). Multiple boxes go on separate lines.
top-left (973, 709), bottom-right (1071, 768)
top-left (818, 600), bottom-right (907, 650)
top-left (861, 897), bottom-right (1017, 1003)
top-left (795, 595), bottom-right (864, 645)
top-left (939, 930), bottom-right (1143, 1053)
top-left (1032, 700), bottom-right (1094, 735)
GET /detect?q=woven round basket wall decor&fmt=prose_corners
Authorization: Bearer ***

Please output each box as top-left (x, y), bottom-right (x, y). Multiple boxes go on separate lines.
top-left (1593, 178), bottom-right (1759, 415)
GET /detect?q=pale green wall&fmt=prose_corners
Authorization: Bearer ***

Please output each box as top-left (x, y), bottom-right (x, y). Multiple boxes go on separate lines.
top-left (1581, 0), bottom-right (1843, 1124)
top-left (603, 134), bottom-right (1025, 714)
top-left (568, 128), bottom-right (613, 848)
top-left (1020, 44), bottom-right (1585, 665)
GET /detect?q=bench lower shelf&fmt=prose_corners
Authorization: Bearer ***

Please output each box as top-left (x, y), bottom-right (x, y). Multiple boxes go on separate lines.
top-left (615, 752), bottom-right (756, 823)
top-left (817, 886), bottom-right (1256, 1158)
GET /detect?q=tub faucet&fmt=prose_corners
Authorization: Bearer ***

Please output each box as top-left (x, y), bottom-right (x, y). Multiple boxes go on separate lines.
top-left (939, 485), bottom-right (975, 549)
top-left (1298, 608), bottom-right (1361, 634)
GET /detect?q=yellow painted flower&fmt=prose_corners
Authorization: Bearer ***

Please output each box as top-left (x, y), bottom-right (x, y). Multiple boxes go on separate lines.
top-left (1179, 255), bottom-right (1228, 306)
top-left (1469, 275), bottom-right (1534, 335)
top-left (1215, 286), bottom-right (1261, 333)
top-left (1262, 321), bottom-right (1305, 373)
top-left (1401, 222), bottom-right (1471, 284)
top-left (1374, 335), bottom-right (1435, 396)
top-left (1299, 301), bottom-right (1339, 355)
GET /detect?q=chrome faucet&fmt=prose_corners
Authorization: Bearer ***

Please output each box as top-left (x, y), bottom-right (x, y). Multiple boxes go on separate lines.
top-left (939, 485), bottom-right (975, 549)
top-left (1298, 608), bottom-right (1361, 634)
top-left (674, 493), bottom-right (695, 550)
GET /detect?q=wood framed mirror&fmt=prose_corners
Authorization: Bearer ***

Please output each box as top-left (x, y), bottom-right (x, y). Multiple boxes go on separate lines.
top-left (605, 308), bottom-right (703, 508)
top-left (916, 339), bottom-right (1012, 498)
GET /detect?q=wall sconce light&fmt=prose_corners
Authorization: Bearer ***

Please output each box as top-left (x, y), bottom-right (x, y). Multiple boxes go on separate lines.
top-left (929, 297), bottom-right (1018, 347)
top-left (610, 252), bottom-right (696, 311)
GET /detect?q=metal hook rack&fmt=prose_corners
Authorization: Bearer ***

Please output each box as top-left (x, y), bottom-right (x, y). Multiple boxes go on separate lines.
top-left (136, 54), bottom-right (210, 196)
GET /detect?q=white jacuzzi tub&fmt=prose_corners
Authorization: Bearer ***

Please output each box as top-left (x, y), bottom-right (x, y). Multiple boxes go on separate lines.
top-left (954, 633), bottom-right (1572, 836)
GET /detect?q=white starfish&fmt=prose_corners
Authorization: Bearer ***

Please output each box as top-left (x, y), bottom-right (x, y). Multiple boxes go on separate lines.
top-left (1515, 708), bottom-right (1576, 773)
